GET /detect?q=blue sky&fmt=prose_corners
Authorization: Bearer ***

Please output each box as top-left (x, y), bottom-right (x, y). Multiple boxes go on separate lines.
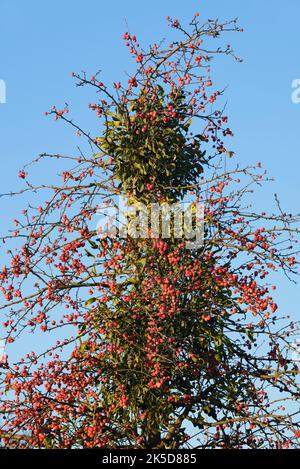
top-left (0, 0), bottom-right (299, 332)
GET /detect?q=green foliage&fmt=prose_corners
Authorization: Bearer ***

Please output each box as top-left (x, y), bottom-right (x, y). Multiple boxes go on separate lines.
top-left (98, 90), bottom-right (206, 201)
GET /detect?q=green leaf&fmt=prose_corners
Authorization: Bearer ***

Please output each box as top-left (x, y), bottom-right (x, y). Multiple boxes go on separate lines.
top-left (127, 278), bottom-right (139, 285)
top-left (85, 297), bottom-right (97, 307)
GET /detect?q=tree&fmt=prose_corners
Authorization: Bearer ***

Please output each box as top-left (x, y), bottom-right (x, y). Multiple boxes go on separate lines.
top-left (0, 14), bottom-right (300, 449)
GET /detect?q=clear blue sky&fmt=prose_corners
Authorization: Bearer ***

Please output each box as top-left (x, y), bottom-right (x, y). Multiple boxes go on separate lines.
top-left (0, 0), bottom-right (299, 335)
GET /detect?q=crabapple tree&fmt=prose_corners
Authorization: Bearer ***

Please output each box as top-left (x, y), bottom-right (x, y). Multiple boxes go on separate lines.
top-left (0, 14), bottom-right (300, 449)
